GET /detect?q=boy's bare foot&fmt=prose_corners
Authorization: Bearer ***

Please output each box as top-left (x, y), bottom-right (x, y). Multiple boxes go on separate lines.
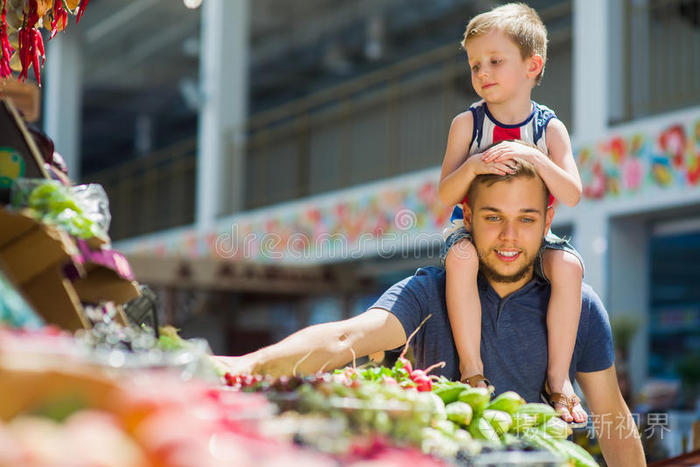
top-left (547, 378), bottom-right (588, 423)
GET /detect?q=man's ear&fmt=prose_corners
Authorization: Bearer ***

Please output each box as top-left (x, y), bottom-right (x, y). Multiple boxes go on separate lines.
top-left (463, 202), bottom-right (474, 231)
top-left (544, 205), bottom-right (554, 232)
top-left (527, 54), bottom-right (544, 78)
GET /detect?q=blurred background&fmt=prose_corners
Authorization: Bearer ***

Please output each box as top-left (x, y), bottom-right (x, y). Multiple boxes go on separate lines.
top-left (26, 0), bottom-right (700, 457)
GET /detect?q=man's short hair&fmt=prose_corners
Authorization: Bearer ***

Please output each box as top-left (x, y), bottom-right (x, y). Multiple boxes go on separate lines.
top-left (461, 3), bottom-right (548, 84)
top-left (466, 155), bottom-right (550, 211)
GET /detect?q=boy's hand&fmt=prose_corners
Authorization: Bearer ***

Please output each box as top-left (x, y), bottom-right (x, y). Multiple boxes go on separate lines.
top-left (467, 153), bottom-right (517, 176)
top-left (481, 140), bottom-right (543, 164)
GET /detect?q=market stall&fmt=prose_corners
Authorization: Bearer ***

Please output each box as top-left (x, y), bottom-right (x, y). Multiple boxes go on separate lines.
top-left (0, 93), bottom-right (605, 465)
top-left (0, 1), bottom-right (609, 465)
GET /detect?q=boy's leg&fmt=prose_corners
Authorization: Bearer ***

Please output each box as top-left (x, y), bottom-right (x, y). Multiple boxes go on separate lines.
top-left (445, 238), bottom-right (485, 386)
top-left (542, 248), bottom-right (588, 423)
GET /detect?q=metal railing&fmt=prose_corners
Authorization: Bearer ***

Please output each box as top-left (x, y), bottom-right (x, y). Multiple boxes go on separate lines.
top-left (90, 138), bottom-right (197, 241)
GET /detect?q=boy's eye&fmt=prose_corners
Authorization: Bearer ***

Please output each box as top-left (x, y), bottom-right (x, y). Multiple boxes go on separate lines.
top-left (491, 59), bottom-right (501, 65)
top-left (471, 64), bottom-right (480, 72)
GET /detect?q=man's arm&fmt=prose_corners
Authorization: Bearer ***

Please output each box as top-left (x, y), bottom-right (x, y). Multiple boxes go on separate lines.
top-left (215, 308), bottom-right (407, 377)
top-left (577, 365), bottom-right (646, 467)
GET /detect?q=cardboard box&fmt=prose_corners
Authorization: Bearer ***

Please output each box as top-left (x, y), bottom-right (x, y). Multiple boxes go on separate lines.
top-left (0, 207), bottom-right (87, 330)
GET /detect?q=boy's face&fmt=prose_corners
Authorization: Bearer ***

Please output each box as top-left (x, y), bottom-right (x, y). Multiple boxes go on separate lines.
top-left (465, 28), bottom-right (540, 105)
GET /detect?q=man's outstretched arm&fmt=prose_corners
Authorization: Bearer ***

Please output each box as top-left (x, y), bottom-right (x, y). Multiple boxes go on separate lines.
top-left (577, 365), bottom-right (646, 467)
top-left (215, 308), bottom-right (407, 377)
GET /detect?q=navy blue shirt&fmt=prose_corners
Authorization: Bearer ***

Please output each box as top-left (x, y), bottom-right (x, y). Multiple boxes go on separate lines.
top-left (372, 267), bottom-right (615, 402)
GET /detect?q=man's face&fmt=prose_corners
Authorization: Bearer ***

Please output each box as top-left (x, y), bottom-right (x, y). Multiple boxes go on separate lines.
top-left (465, 176), bottom-right (553, 288)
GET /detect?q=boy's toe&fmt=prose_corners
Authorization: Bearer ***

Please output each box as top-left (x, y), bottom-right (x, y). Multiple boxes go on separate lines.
top-left (555, 403), bottom-right (574, 422)
top-left (572, 404), bottom-right (588, 424)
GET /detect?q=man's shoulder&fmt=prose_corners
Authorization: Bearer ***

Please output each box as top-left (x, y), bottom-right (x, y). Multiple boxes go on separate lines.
top-left (414, 266), bottom-right (446, 277)
top-left (411, 266), bottom-right (446, 292)
top-left (581, 282), bottom-right (605, 310)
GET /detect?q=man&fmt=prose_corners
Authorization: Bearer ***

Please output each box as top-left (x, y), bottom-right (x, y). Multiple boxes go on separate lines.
top-left (218, 158), bottom-right (645, 466)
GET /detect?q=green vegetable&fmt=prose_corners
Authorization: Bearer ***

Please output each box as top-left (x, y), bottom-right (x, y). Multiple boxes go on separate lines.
top-left (445, 401), bottom-right (473, 427)
top-left (468, 415), bottom-right (500, 442)
top-left (553, 438), bottom-right (599, 467)
top-left (541, 416), bottom-right (573, 439)
top-left (432, 381), bottom-right (469, 404)
top-left (486, 390), bottom-right (525, 414)
top-left (509, 412), bottom-right (537, 434)
top-left (515, 403), bottom-right (558, 425)
top-left (458, 386), bottom-right (491, 413)
top-left (482, 409), bottom-right (513, 434)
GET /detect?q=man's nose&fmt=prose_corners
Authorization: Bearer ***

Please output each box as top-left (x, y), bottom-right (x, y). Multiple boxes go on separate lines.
top-left (499, 220), bottom-right (517, 241)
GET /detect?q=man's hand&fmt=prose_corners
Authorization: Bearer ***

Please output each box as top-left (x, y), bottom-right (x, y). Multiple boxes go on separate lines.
top-left (466, 152), bottom-right (518, 176)
top-left (577, 365), bottom-right (646, 466)
top-left (212, 309), bottom-right (407, 378)
top-left (212, 355), bottom-right (257, 376)
top-left (481, 140), bottom-right (543, 165)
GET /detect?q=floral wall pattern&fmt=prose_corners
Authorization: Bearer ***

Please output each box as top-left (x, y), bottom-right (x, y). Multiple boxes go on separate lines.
top-left (125, 116), bottom-right (700, 263)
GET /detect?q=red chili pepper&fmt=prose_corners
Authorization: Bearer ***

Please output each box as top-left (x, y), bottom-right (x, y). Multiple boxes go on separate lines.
top-left (32, 29), bottom-right (44, 84)
top-left (0, 1), bottom-right (14, 78)
top-left (15, 1), bottom-right (46, 84)
top-left (76, 0), bottom-right (90, 24)
top-left (50, 0), bottom-right (68, 39)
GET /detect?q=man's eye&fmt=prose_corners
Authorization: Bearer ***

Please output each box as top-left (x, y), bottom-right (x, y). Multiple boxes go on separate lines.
top-left (486, 216), bottom-right (501, 222)
top-left (521, 217), bottom-right (534, 223)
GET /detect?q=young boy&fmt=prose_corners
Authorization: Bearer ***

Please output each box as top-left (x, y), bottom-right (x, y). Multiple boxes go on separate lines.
top-left (438, 3), bottom-right (587, 423)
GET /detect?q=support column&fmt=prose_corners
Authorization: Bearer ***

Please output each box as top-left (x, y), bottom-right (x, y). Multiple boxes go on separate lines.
top-left (608, 217), bottom-right (649, 397)
top-left (196, 0), bottom-right (249, 228)
top-left (573, 0), bottom-right (608, 140)
top-left (43, 29), bottom-right (83, 181)
top-left (572, 207), bottom-right (608, 302)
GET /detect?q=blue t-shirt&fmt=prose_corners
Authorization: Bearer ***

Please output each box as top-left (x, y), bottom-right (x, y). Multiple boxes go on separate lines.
top-left (372, 267), bottom-right (614, 402)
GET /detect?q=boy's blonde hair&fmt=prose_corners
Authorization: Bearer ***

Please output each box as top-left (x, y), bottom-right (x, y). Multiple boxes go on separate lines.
top-left (461, 3), bottom-right (548, 84)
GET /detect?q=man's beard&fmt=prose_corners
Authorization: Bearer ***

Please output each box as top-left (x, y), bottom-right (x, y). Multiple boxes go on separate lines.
top-left (477, 240), bottom-right (541, 284)
top-left (479, 256), bottom-right (533, 283)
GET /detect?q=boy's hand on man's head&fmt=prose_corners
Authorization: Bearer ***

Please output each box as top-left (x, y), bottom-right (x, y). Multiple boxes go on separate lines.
top-left (481, 140), bottom-right (543, 165)
top-left (467, 152), bottom-right (517, 176)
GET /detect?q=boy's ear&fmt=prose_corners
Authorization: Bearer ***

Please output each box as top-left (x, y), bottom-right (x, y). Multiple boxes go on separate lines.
top-left (527, 54), bottom-right (544, 78)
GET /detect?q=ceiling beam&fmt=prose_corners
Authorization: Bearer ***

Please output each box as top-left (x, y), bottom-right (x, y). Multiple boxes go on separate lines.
top-left (86, 0), bottom-right (162, 43)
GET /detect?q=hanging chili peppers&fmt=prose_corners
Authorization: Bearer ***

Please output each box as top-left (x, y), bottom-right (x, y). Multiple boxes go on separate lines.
top-left (75, 0), bottom-right (88, 24)
top-left (0, 0), bottom-right (90, 85)
top-left (49, 0), bottom-right (67, 39)
top-left (0, 1), bottom-right (14, 78)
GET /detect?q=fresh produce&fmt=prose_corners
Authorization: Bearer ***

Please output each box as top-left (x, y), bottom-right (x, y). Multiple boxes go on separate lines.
top-left (445, 401), bottom-right (473, 426)
top-left (467, 415), bottom-right (500, 443)
top-left (515, 402), bottom-right (558, 425)
top-left (457, 386), bottom-right (492, 413)
top-left (509, 412), bottom-right (537, 434)
top-left (222, 316), bottom-right (599, 465)
top-left (482, 409), bottom-right (513, 434)
top-left (13, 180), bottom-right (104, 239)
top-left (541, 416), bottom-right (574, 440)
top-left (485, 390), bottom-right (525, 414)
